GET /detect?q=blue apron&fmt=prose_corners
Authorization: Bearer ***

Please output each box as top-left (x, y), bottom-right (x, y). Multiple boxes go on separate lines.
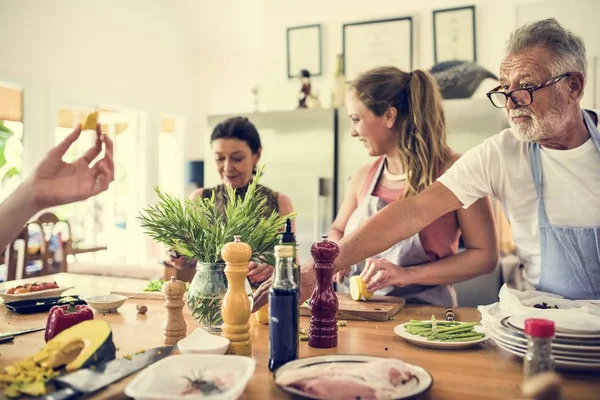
top-left (528, 110), bottom-right (600, 299)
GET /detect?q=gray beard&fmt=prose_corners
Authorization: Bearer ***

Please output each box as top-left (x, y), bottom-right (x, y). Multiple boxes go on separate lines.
top-left (509, 101), bottom-right (568, 143)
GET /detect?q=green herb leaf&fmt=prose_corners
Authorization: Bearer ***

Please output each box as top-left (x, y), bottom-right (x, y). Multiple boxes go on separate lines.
top-left (137, 166), bottom-right (296, 265)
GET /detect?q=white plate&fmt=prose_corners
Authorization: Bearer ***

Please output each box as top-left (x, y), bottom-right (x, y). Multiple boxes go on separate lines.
top-left (507, 315), bottom-right (600, 337)
top-left (500, 317), bottom-right (600, 346)
top-left (125, 354), bottom-right (255, 400)
top-left (274, 354), bottom-right (432, 400)
top-left (490, 327), bottom-right (600, 358)
top-left (83, 294), bottom-right (127, 312)
top-left (494, 339), bottom-right (600, 371)
top-left (394, 322), bottom-right (489, 349)
top-left (177, 328), bottom-right (230, 355)
top-left (0, 286), bottom-right (73, 302)
top-left (491, 332), bottom-right (600, 363)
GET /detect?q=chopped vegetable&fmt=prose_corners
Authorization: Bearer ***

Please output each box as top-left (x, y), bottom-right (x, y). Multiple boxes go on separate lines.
top-left (533, 302), bottom-right (559, 309)
top-left (181, 370), bottom-right (223, 395)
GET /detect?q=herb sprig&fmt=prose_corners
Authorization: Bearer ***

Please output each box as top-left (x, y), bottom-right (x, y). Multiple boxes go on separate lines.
top-left (137, 166), bottom-right (295, 266)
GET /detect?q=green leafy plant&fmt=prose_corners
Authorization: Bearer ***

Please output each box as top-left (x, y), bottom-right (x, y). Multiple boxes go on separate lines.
top-left (138, 167), bottom-right (295, 330)
top-left (137, 166), bottom-right (296, 266)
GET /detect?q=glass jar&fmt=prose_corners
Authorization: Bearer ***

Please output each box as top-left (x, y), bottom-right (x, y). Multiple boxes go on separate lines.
top-left (186, 261), bottom-right (253, 332)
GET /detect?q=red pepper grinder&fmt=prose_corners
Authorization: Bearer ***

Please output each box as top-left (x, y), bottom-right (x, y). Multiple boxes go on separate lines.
top-left (308, 234), bottom-right (339, 348)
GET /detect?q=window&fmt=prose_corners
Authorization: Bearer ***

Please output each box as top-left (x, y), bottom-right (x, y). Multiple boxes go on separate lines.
top-left (54, 107), bottom-right (143, 266)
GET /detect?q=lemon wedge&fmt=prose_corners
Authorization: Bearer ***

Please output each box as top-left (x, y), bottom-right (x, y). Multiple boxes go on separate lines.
top-left (82, 110), bottom-right (98, 130)
top-left (349, 276), bottom-right (373, 301)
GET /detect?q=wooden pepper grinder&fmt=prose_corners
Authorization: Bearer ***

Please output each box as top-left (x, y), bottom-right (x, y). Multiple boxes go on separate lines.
top-left (162, 276), bottom-right (187, 345)
top-left (308, 234), bottom-right (339, 348)
top-left (221, 235), bottom-right (252, 356)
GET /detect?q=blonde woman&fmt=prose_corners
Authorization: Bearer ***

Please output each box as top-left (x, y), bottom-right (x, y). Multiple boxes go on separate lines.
top-left (329, 67), bottom-right (498, 306)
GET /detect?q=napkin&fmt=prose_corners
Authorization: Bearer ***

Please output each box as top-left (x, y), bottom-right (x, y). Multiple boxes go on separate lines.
top-left (478, 284), bottom-right (600, 333)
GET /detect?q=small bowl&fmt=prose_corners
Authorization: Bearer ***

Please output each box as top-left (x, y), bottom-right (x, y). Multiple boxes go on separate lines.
top-left (84, 294), bottom-right (127, 312)
top-left (177, 328), bottom-right (230, 355)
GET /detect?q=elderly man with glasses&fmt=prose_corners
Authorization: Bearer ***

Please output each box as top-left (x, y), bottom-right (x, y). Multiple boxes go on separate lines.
top-left (252, 18), bottom-right (600, 310)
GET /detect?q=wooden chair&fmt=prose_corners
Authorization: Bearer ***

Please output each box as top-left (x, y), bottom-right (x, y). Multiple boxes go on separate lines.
top-left (4, 221), bottom-right (46, 281)
top-left (36, 212), bottom-right (73, 274)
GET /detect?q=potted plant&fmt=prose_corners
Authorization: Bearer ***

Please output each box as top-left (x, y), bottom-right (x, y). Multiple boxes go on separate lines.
top-left (138, 167), bottom-right (295, 332)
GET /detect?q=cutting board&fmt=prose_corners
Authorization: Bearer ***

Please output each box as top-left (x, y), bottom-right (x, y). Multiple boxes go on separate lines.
top-left (300, 293), bottom-right (405, 322)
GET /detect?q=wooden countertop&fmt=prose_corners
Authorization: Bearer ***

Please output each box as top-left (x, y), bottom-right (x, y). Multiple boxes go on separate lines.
top-left (0, 273), bottom-right (598, 399)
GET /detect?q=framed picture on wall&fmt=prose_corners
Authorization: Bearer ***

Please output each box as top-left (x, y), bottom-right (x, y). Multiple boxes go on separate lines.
top-left (433, 6), bottom-right (476, 63)
top-left (287, 24), bottom-right (322, 79)
top-left (343, 17), bottom-right (413, 82)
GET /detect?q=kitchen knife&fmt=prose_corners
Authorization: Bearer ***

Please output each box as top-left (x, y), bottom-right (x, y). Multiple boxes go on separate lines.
top-left (0, 326), bottom-right (45, 340)
top-left (38, 345), bottom-right (176, 400)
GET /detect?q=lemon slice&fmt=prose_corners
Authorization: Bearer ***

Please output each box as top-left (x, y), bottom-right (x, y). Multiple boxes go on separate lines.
top-left (349, 276), bottom-right (373, 301)
top-left (82, 110), bottom-right (98, 130)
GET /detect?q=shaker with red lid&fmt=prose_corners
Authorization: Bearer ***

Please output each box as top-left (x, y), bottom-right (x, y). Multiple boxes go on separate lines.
top-left (524, 318), bottom-right (555, 378)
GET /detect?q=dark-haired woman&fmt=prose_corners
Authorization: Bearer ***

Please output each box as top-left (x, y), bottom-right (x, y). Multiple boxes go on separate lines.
top-left (167, 117), bottom-right (294, 285)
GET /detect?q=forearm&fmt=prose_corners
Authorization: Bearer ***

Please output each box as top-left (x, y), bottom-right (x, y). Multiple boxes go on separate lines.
top-left (327, 227), bottom-right (344, 243)
top-left (0, 182), bottom-right (40, 249)
top-left (404, 248), bottom-right (498, 286)
top-left (334, 196), bottom-right (428, 274)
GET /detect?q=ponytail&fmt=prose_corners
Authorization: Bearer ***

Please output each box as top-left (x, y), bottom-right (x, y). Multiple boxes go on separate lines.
top-left (400, 69), bottom-right (449, 198)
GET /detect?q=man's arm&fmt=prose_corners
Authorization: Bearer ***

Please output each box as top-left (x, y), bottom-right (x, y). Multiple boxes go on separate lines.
top-left (251, 181), bottom-right (465, 311)
top-left (333, 181), bottom-right (463, 272)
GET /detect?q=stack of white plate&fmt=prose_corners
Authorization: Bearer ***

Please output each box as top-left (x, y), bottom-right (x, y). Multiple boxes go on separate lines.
top-left (489, 315), bottom-right (600, 371)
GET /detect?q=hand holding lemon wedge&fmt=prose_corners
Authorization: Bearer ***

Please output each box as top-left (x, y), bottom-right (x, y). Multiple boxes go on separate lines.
top-left (349, 276), bottom-right (373, 301)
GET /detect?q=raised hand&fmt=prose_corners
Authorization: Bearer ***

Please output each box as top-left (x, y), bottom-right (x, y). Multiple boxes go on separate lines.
top-left (26, 123), bottom-right (114, 209)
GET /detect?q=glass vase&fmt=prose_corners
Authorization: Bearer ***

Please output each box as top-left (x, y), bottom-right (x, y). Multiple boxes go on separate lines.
top-left (186, 261), bottom-right (253, 332)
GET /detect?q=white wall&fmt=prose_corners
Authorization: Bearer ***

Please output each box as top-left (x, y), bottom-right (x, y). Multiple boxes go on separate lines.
top-left (257, 0), bottom-right (523, 112)
top-left (0, 0), bottom-right (201, 185)
top-left (516, 0), bottom-right (600, 109)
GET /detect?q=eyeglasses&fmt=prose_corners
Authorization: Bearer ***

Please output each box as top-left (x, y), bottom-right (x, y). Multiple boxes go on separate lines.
top-left (486, 73), bottom-right (571, 108)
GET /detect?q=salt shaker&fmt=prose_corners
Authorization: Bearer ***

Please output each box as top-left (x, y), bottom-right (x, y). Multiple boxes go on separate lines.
top-left (221, 235), bottom-right (253, 356)
top-left (162, 276), bottom-right (187, 345)
top-left (308, 235), bottom-right (339, 349)
top-left (524, 318), bottom-right (555, 378)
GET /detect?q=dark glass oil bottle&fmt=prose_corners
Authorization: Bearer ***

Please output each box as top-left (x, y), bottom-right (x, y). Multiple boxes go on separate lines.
top-left (268, 244), bottom-right (299, 372)
top-left (279, 218), bottom-right (300, 358)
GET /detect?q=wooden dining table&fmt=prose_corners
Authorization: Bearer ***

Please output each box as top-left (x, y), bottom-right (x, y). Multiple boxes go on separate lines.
top-left (0, 273), bottom-right (598, 399)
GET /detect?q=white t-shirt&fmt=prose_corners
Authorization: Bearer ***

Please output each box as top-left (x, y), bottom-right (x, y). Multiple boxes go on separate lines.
top-left (437, 110), bottom-right (600, 287)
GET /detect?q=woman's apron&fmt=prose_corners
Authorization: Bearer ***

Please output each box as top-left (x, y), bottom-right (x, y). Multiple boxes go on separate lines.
top-left (342, 158), bottom-right (457, 306)
top-left (528, 110), bottom-right (600, 299)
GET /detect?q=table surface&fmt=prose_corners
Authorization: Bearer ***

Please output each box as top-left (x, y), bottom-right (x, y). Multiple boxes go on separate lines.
top-left (0, 273), bottom-right (598, 400)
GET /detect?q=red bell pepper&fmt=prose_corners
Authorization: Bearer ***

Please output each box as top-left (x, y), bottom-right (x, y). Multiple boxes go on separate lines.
top-left (44, 304), bottom-right (94, 342)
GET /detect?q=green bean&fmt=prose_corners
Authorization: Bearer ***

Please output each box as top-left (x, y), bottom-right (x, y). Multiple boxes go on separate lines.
top-left (405, 315), bottom-right (484, 342)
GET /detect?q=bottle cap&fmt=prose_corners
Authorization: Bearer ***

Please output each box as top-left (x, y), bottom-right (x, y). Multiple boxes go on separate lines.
top-left (274, 245), bottom-right (294, 258)
top-left (280, 218), bottom-right (296, 244)
top-left (524, 318), bottom-right (555, 338)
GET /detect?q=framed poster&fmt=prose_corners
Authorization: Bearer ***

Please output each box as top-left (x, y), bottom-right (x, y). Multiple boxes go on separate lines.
top-left (343, 17), bottom-right (413, 82)
top-left (433, 6), bottom-right (476, 63)
top-left (287, 24), bottom-right (322, 79)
